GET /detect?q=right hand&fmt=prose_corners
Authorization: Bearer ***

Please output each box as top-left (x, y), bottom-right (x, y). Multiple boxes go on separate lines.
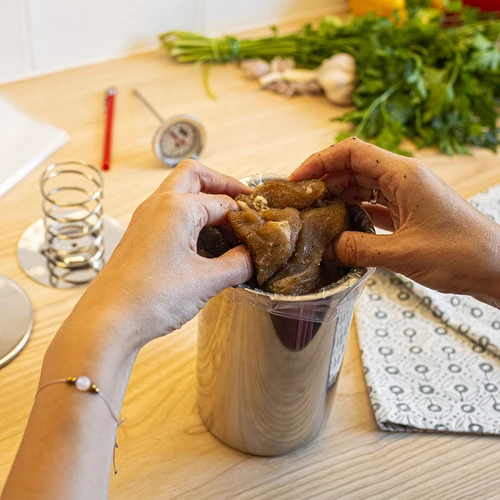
top-left (290, 138), bottom-right (500, 304)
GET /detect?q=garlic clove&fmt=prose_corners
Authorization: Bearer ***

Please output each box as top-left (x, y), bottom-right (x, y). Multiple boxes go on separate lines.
top-left (259, 71), bottom-right (284, 87)
top-left (241, 59), bottom-right (271, 80)
top-left (270, 56), bottom-right (296, 73)
top-left (265, 80), bottom-right (291, 95)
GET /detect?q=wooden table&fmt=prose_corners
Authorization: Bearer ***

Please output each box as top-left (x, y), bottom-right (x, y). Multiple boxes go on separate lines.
top-left (1, 49), bottom-right (499, 500)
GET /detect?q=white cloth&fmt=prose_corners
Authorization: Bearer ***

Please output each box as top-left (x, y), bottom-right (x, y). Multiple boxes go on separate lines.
top-left (0, 96), bottom-right (68, 197)
top-left (356, 184), bottom-right (500, 434)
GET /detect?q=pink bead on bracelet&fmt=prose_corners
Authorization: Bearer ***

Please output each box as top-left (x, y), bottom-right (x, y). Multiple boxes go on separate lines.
top-left (37, 375), bottom-right (125, 474)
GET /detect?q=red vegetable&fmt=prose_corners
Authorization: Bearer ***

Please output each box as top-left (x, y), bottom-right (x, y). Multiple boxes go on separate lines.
top-left (462, 0), bottom-right (500, 12)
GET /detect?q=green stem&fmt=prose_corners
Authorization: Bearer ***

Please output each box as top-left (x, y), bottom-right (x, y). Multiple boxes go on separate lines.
top-left (202, 64), bottom-right (217, 100)
top-left (354, 82), bottom-right (401, 137)
top-left (447, 51), bottom-right (462, 97)
top-left (210, 39), bottom-right (222, 61)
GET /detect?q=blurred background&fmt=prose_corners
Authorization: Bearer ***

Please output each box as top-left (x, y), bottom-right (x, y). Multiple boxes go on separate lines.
top-left (0, 0), bottom-right (349, 84)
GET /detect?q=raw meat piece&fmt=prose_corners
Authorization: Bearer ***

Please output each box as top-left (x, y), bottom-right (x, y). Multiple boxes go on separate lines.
top-left (197, 226), bottom-right (233, 258)
top-left (265, 200), bottom-right (346, 295)
top-left (236, 179), bottom-right (326, 210)
top-left (228, 204), bottom-right (302, 286)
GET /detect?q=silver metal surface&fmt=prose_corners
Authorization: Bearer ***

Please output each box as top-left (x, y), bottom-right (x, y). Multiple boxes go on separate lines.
top-left (133, 88), bottom-right (164, 123)
top-left (17, 160), bottom-right (124, 288)
top-left (197, 174), bottom-right (375, 456)
top-left (152, 114), bottom-right (206, 167)
top-left (17, 215), bottom-right (124, 289)
top-left (133, 88), bottom-right (205, 167)
top-left (0, 275), bottom-right (34, 368)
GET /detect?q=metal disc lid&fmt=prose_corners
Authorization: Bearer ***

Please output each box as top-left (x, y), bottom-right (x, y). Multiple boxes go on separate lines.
top-left (0, 275), bottom-right (34, 368)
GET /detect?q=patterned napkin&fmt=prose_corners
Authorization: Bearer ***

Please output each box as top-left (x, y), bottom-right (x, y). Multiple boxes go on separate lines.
top-left (356, 185), bottom-right (500, 434)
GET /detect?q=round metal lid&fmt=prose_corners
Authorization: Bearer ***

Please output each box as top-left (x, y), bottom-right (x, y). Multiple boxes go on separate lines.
top-left (0, 275), bottom-right (34, 369)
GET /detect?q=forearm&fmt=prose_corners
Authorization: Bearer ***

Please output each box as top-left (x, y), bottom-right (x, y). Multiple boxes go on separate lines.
top-left (1, 162), bottom-right (258, 499)
top-left (2, 308), bottom-right (139, 500)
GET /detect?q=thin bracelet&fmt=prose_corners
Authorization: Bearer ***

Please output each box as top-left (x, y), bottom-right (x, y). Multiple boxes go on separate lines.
top-left (36, 376), bottom-right (125, 474)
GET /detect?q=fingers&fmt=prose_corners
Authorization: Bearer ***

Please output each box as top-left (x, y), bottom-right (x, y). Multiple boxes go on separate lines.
top-left (325, 231), bottom-right (396, 268)
top-left (289, 137), bottom-right (415, 182)
top-left (322, 208), bottom-right (396, 262)
top-left (338, 186), bottom-right (389, 207)
top-left (361, 204), bottom-right (395, 232)
top-left (207, 245), bottom-right (254, 289)
top-left (193, 193), bottom-right (239, 228)
top-left (322, 171), bottom-right (380, 196)
top-left (321, 171), bottom-right (357, 196)
top-left (162, 160), bottom-right (252, 197)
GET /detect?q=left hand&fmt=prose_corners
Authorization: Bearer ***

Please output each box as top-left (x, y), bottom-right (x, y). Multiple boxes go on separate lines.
top-left (66, 160), bottom-right (253, 350)
top-left (289, 138), bottom-right (500, 306)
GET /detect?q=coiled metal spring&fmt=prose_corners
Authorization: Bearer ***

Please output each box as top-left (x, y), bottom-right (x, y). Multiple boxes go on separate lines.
top-left (40, 160), bottom-right (105, 286)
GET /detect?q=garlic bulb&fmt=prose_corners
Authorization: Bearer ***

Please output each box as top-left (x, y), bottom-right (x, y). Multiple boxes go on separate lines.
top-left (246, 53), bottom-right (357, 104)
top-left (316, 53), bottom-right (356, 106)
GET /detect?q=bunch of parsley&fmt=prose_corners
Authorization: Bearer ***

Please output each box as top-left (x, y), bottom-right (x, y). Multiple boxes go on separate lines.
top-left (296, 13), bottom-right (500, 155)
top-left (162, 9), bottom-right (499, 155)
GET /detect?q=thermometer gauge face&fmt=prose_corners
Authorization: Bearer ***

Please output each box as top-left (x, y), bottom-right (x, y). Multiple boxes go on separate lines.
top-left (153, 115), bottom-right (206, 167)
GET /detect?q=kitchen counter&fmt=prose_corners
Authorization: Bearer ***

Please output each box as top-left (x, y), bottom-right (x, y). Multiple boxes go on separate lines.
top-left (1, 49), bottom-right (499, 500)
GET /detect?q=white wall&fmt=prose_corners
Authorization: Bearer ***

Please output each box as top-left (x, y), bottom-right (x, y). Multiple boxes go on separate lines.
top-left (0, 0), bottom-right (348, 84)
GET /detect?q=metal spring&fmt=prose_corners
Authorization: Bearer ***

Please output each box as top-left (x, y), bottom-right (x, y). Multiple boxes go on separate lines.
top-left (40, 160), bottom-right (105, 286)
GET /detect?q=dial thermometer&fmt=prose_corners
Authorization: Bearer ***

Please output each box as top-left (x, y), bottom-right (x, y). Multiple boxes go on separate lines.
top-left (133, 88), bottom-right (206, 167)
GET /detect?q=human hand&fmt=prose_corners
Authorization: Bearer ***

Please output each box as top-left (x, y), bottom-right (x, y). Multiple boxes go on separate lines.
top-left (68, 161), bottom-right (253, 349)
top-left (10, 164), bottom-right (252, 500)
top-left (290, 138), bottom-right (500, 305)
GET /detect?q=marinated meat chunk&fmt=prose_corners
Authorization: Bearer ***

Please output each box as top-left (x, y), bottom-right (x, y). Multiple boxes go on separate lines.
top-left (228, 204), bottom-right (302, 286)
top-left (224, 178), bottom-right (347, 295)
top-left (197, 226), bottom-right (232, 258)
top-left (265, 200), bottom-right (346, 295)
top-left (236, 179), bottom-right (326, 210)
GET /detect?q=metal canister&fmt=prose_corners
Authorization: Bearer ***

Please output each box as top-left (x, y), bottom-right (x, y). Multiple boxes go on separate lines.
top-left (197, 176), bottom-right (375, 456)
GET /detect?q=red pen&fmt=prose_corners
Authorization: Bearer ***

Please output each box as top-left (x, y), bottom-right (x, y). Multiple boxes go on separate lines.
top-left (102, 87), bottom-right (117, 171)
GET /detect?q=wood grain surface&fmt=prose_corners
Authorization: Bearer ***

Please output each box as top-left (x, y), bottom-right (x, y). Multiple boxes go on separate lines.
top-left (0, 48), bottom-right (499, 500)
